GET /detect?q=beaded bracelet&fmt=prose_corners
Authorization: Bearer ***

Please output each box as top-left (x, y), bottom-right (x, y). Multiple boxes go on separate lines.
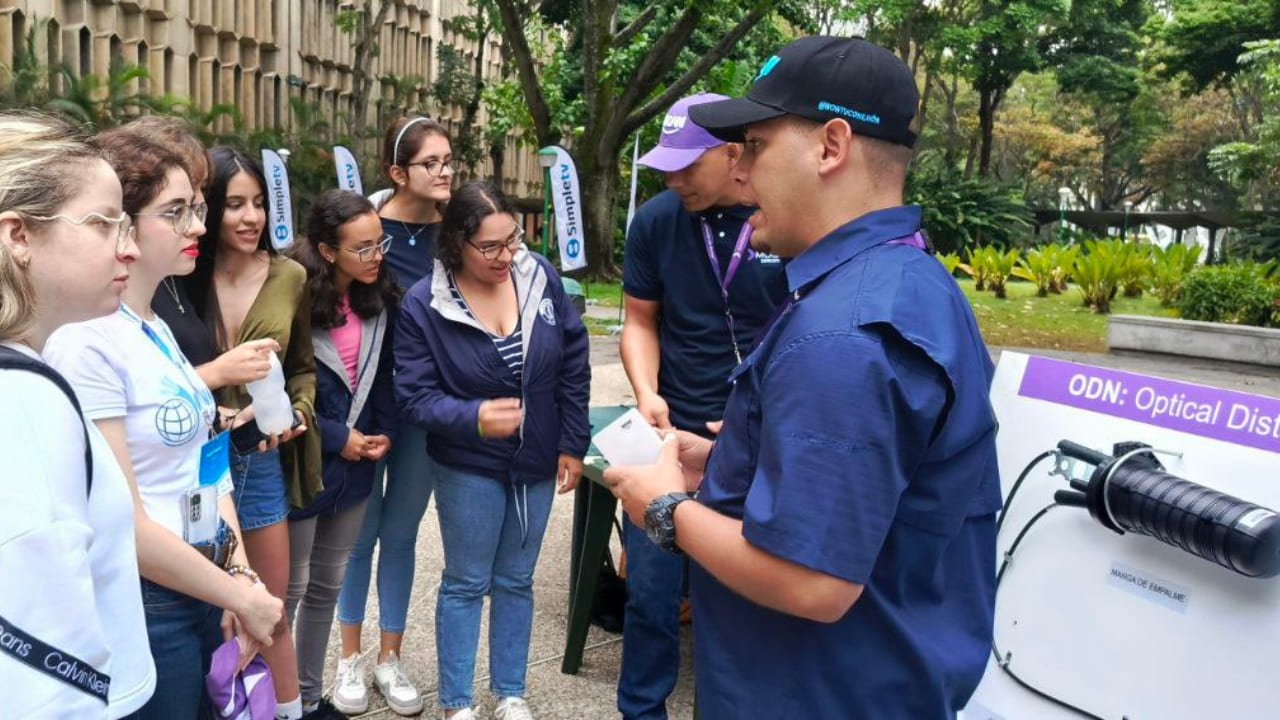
top-left (226, 564), bottom-right (261, 585)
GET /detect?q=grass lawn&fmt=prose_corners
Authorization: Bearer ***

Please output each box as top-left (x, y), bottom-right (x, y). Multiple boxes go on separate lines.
top-left (584, 279), bottom-right (625, 308)
top-left (960, 279), bottom-right (1174, 352)
top-left (576, 278), bottom-right (1175, 351)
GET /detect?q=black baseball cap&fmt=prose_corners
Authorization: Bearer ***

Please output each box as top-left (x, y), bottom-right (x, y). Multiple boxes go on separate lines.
top-left (689, 36), bottom-right (920, 147)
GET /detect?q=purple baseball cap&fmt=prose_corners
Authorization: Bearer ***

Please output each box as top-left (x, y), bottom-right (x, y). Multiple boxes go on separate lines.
top-left (637, 93), bottom-right (730, 172)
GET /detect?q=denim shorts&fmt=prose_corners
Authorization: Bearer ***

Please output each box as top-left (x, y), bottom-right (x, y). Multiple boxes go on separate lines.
top-left (230, 446), bottom-right (288, 530)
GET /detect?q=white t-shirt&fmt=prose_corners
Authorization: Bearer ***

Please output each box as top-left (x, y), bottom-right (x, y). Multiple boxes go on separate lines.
top-left (0, 342), bottom-right (155, 718)
top-left (45, 305), bottom-right (230, 537)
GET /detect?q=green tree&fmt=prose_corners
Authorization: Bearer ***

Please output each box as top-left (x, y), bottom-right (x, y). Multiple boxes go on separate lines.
top-left (1153, 0), bottom-right (1280, 90)
top-left (1205, 40), bottom-right (1280, 207)
top-left (335, 1), bottom-right (394, 149)
top-left (949, 0), bottom-right (1062, 177)
top-left (493, 0), bottom-right (777, 276)
top-left (432, 2), bottom-right (507, 180)
top-left (1051, 0), bottom-right (1160, 209)
top-left (1151, 0), bottom-right (1280, 166)
top-left (991, 71), bottom-right (1099, 205)
top-left (1141, 86), bottom-right (1242, 210)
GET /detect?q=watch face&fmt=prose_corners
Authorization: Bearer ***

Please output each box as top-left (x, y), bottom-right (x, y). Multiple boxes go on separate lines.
top-left (645, 521), bottom-right (666, 547)
top-left (644, 501), bottom-right (665, 542)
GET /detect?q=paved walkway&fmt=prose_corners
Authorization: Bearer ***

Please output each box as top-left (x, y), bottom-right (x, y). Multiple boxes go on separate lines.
top-left (326, 333), bottom-right (1279, 718)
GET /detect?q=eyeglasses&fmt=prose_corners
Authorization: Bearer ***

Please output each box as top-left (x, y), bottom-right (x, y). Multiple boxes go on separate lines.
top-left (27, 210), bottom-right (136, 255)
top-left (403, 158), bottom-right (458, 178)
top-left (135, 202), bottom-right (209, 236)
top-left (467, 226), bottom-right (524, 260)
top-left (331, 235), bottom-right (392, 263)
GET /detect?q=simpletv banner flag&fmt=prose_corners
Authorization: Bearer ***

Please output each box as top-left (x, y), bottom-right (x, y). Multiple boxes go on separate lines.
top-left (261, 149), bottom-right (294, 250)
top-left (544, 145), bottom-right (587, 272)
top-left (333, 146), bottom-right (363, 195)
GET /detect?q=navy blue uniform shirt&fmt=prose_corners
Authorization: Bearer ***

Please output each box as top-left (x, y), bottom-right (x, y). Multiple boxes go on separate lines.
top-left (691, 205), bottom-right (1001, 718)
top-left (623, 190), bottom-right (787, 433)
top-left (382, 217), bottom-right (439, 291)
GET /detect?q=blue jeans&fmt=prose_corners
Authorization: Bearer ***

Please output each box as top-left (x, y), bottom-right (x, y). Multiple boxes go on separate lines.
top-left (337, 424), bottom-right (435, 632)
top-left (434, 465), bottom-right (554, 710)
top-left (230, 446), bottom-right (288, 531)
top-left (618, 516), bottom-right (687, 720)
top-left (134, 580), bottom-right (225, 720)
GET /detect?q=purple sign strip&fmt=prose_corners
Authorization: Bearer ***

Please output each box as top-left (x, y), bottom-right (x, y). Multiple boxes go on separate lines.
top-left (1018, 355), bottom-right (1280, 455)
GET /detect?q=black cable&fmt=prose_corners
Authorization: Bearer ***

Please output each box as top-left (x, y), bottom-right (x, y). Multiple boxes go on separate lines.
top-left (996, 449), bottom-right (1055, 534)
top-left (991, 503), bottom-right (1106, 720)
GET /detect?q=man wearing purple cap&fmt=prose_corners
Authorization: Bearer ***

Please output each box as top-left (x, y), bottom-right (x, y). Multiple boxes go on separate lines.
top-left (617, 92), bottom-right (786, 720)
top-left (606, 38), bottom-right (1000, 718)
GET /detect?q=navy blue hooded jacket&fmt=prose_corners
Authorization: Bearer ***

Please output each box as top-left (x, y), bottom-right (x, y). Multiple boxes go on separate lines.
top-left (395, 250), bottom-right (591, 485)
top-left (291, 308), bottom-right (397, 519)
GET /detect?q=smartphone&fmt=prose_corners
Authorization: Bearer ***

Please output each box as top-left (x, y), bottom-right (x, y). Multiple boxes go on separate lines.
top-left (229, 417), bottom-right (268, 454)
top-left (182, 485), bottom-right (218, 543)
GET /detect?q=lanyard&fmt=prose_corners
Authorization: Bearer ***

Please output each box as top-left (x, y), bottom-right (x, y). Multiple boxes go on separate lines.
top-left (120, 303), bottom-right (188, 370)
top-left (700, 218), bottom-right (753, 297)
top-left (119, 303), bottom-right (217, 427)
top-left (889, 231), bottom-right (930, 252)
top-left (699, 217), bottom-right (754, 365)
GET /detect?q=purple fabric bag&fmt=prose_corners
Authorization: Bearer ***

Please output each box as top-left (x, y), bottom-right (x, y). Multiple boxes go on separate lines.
top-left (205, 638), bottom-right (277, 719)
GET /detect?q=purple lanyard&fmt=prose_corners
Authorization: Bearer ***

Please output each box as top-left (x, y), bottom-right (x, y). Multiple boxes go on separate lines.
top-left (888, 231), bottom-right (929, 251)
top-left (700, 218), bottom-right (754, 365)
top-left (700, 219), bottom-right (754, 299)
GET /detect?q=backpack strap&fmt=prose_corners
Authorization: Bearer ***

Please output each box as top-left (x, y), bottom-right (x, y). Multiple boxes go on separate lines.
top-left (0, 346), bottom-right (93, 497)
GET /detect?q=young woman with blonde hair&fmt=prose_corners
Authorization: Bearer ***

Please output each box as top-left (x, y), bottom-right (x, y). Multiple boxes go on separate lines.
top-left (0, 111), bottom-right (152, 717)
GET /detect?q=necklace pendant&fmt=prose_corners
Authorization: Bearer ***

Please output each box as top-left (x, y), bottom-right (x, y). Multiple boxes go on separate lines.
top-left (409, 238), bottom-right (416, 246)
top-left (164, 278), bottom-right (185, 315)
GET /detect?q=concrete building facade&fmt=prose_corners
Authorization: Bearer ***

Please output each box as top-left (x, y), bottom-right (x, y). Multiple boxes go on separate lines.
top-left (0, 0), bottom-right (541, 197)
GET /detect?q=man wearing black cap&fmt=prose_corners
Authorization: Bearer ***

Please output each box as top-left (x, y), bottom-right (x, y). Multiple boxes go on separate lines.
top-left (604, 36), bottom-right (1001, 718)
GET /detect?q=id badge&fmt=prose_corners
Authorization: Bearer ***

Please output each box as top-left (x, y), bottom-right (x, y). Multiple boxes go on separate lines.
top-left (199, 432), bottom-right (231, 490)
top-left (182, 485), bottom-right (219, 543)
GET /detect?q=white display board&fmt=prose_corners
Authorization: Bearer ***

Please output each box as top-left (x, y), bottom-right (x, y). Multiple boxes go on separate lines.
top-left (967, 352), bottom-right (1280, 720)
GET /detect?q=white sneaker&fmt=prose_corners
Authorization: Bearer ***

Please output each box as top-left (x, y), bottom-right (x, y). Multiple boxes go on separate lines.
top-left (372, 652), bottom-right (423, 716)
top-left (331, 653), bottom-right (367, 714)
top-left (494, 697), bottom-right (533, 720)
top-left (443, 709), bottom-right (475, 720)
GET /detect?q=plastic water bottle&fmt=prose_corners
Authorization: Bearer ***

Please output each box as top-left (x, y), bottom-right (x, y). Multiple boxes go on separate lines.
top-left (246, 353), bottom-right (294, 435)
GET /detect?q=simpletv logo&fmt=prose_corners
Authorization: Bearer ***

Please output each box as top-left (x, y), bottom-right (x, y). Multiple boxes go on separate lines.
top-left (270, 164), bottom-right (289, 227)
top-left (559, 163), bottom-right (581, 259)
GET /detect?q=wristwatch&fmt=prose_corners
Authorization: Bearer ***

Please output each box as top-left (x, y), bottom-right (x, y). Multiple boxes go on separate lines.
top-left (644, 492), bottom-right (694, 553)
